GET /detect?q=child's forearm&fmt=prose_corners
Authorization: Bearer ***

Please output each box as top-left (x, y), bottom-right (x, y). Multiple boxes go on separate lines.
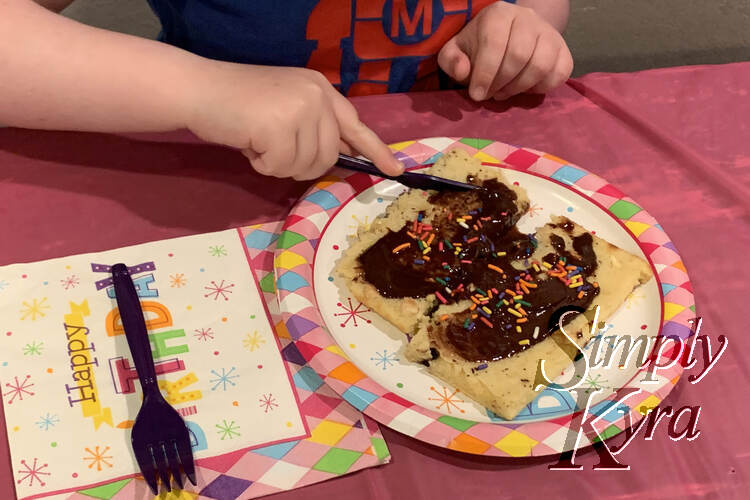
top-left (516, 0), bottom-right (570, 32)
top-left (0, 0), bottom-right (204, 132)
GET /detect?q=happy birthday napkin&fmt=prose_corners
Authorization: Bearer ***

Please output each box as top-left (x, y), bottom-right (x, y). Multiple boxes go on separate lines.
top-left (0, 225), bottom-right (389, 500)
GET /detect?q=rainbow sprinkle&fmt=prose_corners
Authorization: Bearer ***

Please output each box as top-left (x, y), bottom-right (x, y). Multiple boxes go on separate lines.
top-left (488, 264), bottom-right (503, 274)
top-left (392, 242), bottom-right (410, 253)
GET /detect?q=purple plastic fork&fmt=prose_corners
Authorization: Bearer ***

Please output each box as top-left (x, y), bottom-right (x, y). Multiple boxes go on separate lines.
top-left (112, 263), bottom-right (196, 494)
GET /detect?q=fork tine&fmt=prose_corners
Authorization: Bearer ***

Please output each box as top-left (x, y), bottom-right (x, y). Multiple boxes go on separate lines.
top-left (153, 443), bottom-right (172, 492)
top-left (164, 440), bottom-right (184, 490)
top-left (176, 437), bottom-right (197, 485)
top-left (133, 444), bottom-right (158, 495)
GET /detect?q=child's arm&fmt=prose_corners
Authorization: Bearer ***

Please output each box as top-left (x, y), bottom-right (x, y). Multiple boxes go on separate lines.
top-left (0, 0), bottom-right (402, 180)
top-left (438, 0), bottom-right (573, 102)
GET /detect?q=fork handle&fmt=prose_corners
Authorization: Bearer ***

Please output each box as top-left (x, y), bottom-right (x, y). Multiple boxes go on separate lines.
top-left (112, 263), bottom-right (160, 396)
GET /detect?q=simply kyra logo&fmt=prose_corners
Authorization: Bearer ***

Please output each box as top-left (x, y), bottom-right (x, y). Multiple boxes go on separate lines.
top-left (536, 307), bottom-right (727, 470)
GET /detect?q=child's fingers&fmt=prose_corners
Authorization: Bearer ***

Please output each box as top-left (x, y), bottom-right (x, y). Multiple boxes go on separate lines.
top-left (338, 141), bottom-right (357, 156)
top-left (467, 17), bottom-right (512, 101)
top-left (295, 107), bottom-right (340, 181)
top-left (330, 92), bottom-right (402, 176)
top-left (486, 18), bottom-right (539, 98)
top-left (290, 120), bottom-right (319, 179)
top-left (344, 122), bottom-right (401, 176)
top-left (438, 37), bottom-right (471, 85)
top-left (317, 106), bottom-right (342, 173)
top-left (247, 132), bottom-right (296, 178)
top-left (528, 47), bottom-right (574, 94)
top-left (241, 148), bottom-right (260, 163)
top-left (493, 33), bottom-right (560, 100)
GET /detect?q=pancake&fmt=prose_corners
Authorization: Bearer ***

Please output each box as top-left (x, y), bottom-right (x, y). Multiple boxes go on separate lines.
top-left (335, 149), bottom-right (652, 419)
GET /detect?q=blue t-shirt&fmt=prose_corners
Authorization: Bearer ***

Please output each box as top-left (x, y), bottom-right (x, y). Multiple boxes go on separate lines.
top-left (147, 0), bottom-right (514, 95)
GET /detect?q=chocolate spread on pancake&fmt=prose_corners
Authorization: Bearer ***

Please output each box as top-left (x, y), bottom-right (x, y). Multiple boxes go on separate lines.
top-left (357, 177), bottom-right (599, 362)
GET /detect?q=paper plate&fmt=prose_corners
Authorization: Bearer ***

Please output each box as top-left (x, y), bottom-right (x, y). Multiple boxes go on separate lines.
top-left (273, 138), bottom-right (694, 457)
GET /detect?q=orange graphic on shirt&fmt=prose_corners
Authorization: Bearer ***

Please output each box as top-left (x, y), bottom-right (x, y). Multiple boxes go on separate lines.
top-left (305, 0), bottom-right (495, 95)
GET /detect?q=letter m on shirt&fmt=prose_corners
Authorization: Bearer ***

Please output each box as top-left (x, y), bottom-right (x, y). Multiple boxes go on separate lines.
top-left (392, 0), bottom-right (433, 37)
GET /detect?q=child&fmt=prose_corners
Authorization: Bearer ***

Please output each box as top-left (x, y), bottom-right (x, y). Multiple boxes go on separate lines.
top-left (0, 0), bottom-right (572, 180)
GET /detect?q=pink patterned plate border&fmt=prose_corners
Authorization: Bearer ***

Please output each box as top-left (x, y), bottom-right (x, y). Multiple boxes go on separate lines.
top-left (273, 138), bottom-right (694, 457)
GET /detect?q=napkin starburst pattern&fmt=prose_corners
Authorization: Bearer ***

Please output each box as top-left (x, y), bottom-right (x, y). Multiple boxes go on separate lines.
top-left (259, 393), bottom-right (278, 413)
top-left (35, 413), bottom-right (59, 431)
top-left (169, 273), bottom-right (187, 288)
top-left (208, 245), bottom-right (228, 257)
top-left (194, 327), bottom-right (215, 341)
top-left (23, 341), bottom-right (44, 356)
top-left (216, 420), bottom-right (240, 440)
top-left (60, 275), bottom-right (80, 290)
top-left (204, 280), bottom-right (235, 301)
top-left (209, 367), bottom-right (239, 391)
top-left (83, 445), bottom-right (113, 472)
top-left (3, 374), bottom-right (35, 404)
top-left (243, 331), bottom-right (265, 351)
top-left (20, 298), bottom-right (50, 321)
top-left (16, 458), bottom-right (50, 487)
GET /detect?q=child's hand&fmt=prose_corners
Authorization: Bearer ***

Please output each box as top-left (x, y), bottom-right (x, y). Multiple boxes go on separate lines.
top-left (186, 62), bottom-right (403, 180)
top-left (438, 2), bottom-right (573, 101)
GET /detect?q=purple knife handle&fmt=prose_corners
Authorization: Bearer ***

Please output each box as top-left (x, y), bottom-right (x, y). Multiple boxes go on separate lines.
top-left (112, 263), bottom-right (160, 397)
top-left (337, 153), bottom-right (398, 179)
top-left (337, 153), bottom-right (479, 191)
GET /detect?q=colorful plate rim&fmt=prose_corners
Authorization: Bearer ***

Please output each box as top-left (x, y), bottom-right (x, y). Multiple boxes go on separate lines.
top-left (273, 137), bottom-right (694, 457)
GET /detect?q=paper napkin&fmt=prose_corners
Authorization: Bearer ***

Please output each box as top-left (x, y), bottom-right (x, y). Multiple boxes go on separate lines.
top-left (1, 223), bottom-right (390, 500)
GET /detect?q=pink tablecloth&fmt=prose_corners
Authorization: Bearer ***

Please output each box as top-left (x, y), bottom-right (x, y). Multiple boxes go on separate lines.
top-left (2, 62), bottom-right (748, 499)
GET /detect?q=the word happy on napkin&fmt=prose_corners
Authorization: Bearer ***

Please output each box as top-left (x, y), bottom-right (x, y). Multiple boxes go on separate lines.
top-left (0, 229), bottom-right (306, 499)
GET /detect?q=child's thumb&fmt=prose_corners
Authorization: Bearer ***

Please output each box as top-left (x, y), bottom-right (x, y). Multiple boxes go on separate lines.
top-left (438, 37), bottom-right (472, 85)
